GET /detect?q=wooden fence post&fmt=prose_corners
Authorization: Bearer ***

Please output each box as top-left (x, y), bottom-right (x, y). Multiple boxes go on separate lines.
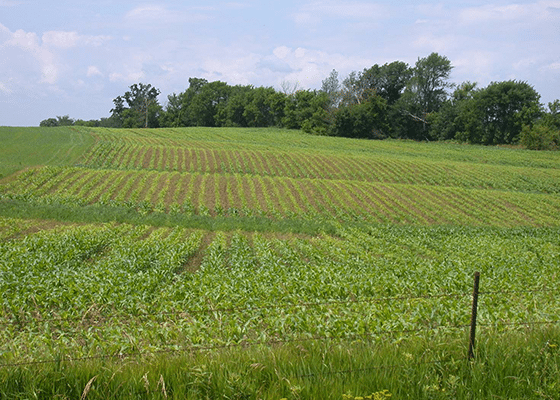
top-left (468, 271), bottom-right (481, 360)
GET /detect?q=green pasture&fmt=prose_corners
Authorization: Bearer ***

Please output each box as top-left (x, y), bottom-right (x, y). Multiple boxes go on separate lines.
top-left (0, 126), bottom-right (94, 178)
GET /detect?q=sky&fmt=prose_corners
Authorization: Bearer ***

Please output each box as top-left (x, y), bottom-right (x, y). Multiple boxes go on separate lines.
top-left (1, 0), bottom-right (559, 126)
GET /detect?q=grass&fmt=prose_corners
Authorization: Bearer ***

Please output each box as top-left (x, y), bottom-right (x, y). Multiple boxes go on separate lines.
top-left (0, 328), bottom-right (558, 399)
top-left (0, 126), bottom-right (94, 178)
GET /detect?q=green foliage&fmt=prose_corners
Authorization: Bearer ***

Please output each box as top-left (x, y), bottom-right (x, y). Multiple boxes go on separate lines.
top-left (283, 90), bottom-right (329, 131)
top-left (39, 117), bottom-right (58, 127)
top-left (331, 96), bottom-right (389, 139)
top-left (407, 53), bottom-right (453, 116)
top-left (520, 123), bottom-right (559, 150)
top-left (544, 99), bottom-right (560, 130)
top-left (111, 83), bottom-right (162, 128)
top-left (449, 80), bottom-right (542, 145)
top-left (39, 115), bottom-right (75, 127)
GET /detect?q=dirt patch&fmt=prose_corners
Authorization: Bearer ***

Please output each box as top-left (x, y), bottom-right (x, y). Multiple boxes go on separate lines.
top-left (181, 231), bottom-right (216, 273)
top-left (293, 179), bottom-right (325, 215)
top-left (164, 172), bottom-right (181, 205)
top-left (3, 219), bottom-right (83, 241)
top-left (176, 147), bottom-right (184, 172)
top-left (142, 147), bottom-right (154, 169)
top-left (122, 172), bottom-right (144, 202)
top-left (203, 174), bottom-right (216, 213)
top-left (238, 176), bottom-right (256, 210)
top-left (191, 174), bottom-right (204, 208)
top-left (48, 169), bottom-right (85, 194)
top-left (197, 149), bottom-right (209, 173)
top-left (233, 150), bottom-right (251, 174)
top-left (113, 144), bottom-right (129, 168)
top-left (262, 177), bottom-right (284, 212)
top-left (136, 172), bottom-right (158, 202)
top-left (88, 171), bottom-right (124, 203)
top-left (249, 176), bottom-right (268, 212)
top-left (282, 179), bottom-right (308, 214)
top-left (205, 149), bottom-right (218, 173)
top-left (152, 147), bottom-right (161, 170)
top-left (109, 172), bottom-right (136, 201)
top-left (174, 174), bottom-right (193, 205)
top-left (226, 175), bottom-right (243, 210)
top-left (305, 180), bottom-right (338, 215)
top-left (216, 175), bottom-right (230, 210)
top-left (149, 172), bottom-right (171, 205)
top-left (355, 184), bottom-right (402, 224)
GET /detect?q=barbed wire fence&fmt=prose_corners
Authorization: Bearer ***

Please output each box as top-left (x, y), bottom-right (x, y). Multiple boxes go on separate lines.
top-left (0, 272), bottom-right (558, 379)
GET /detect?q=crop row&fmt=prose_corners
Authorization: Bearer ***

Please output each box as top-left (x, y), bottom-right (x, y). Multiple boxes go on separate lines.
top-left (5, 166), bottom-right (560, 227)
top-left (78, 140), bottom-right (560, 194)
top-left (86, 126), bottom-right (560, 168)
top-left (1, 219), bottom-right (559, 361)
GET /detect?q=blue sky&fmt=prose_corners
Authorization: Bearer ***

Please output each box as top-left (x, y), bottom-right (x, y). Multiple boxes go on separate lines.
top-left (1, 0), bottom-right (559, 126)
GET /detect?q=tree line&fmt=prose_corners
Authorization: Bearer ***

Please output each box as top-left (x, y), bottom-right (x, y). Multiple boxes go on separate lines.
top-left (41, 52), bottom-right (560, 150)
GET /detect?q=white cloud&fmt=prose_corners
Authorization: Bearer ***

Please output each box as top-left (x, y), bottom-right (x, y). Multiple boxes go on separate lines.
top-left (297, 0), bottom-right (389, 20)
top-left (124, 4), bottom-right (208, 25)
top-left (7, 28), bottom-right (39, 50)
top-left (413, 34), bottom-right (458, 54)
top-left (42, 31), bottom-right (111, 49)
top-left (273, 46), bottom-right (291, 60)
top-left (0, 25), bottom-right (113, 87)
top-left (109, 71), bottom-right (145, 83)
top-left (261, 46), bottom-right (373, 89)
top-left (0, 81), bottom-right (12, 94)
top-left (293, 0), bottom-right (391, 29)
top-left (41, 64), bottom-right (57, 84)
top-left (42, 31), bottom-right (80, 49)
top-left (2, 27), bottom-right (58, 84)
top-left (87, 66), bottom-right (103, 77)
top-left (539, 61), bottom-right (560, 71)
top-left (458, 1), bottom-right (560, 26)
top-left (0, 0), bottom-right (25, 5)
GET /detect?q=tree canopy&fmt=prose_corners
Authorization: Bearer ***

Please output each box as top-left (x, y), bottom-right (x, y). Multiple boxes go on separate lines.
top-left (38, 52), bottom-right (559, 150)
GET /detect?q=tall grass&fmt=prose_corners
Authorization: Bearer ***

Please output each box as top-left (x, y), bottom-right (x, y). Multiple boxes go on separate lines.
top-left (1, 327), bottom-right (558, 399)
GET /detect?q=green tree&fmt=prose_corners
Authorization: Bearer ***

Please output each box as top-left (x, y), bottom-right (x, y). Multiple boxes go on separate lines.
top-left (520, 123), bottom-right (559, 150)
top-left (519, 100), bottom-right (560, 150)
top-left (321, 69), bottom-right (341, 110)
top-left (39, 118), bottom-right (59, 127)
top-left (242, 87), bottom-right (285, 127)
top-left (111, 83), bottom-right (162, 128)
top-left (214, 85), bottom-right (253, 127)
top-left (360, 61), bottom-right (412, 105)
top-left (283, 90), bottom-right (328, 130)
top-left (542, 100), bottom-right (560, 130)
top-left (74, 119), bottom-right (100, 127)
top-left (396, 53), bottom-right (453, 139)
top-left (331, 95), bottom-right (389, 139)
top-left (56, 115), bottom-right (75, 126)
top-left (475, 80), bottom-right (542, 144)
top-left (187, 81), bottom-right (231, 126)
top-left (430, 81), bottom-right (479, 141)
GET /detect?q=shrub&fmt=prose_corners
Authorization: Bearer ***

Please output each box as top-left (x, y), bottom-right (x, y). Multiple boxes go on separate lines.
top-left (520, 123), bottom-right (559, 150)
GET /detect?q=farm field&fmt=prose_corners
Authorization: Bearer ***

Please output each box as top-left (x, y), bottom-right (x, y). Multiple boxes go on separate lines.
top-left (1, 126), bottom-right (559, 399)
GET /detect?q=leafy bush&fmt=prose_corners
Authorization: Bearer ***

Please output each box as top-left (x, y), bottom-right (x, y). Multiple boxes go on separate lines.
top-left (520, 123), bottom-right (559, 150)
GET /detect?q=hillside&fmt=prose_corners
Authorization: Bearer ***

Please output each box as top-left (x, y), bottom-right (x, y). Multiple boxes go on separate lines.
top-left (1, 126), bottom-right (559, 399)
top-left (2, 126), bottom-right (559, 229)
